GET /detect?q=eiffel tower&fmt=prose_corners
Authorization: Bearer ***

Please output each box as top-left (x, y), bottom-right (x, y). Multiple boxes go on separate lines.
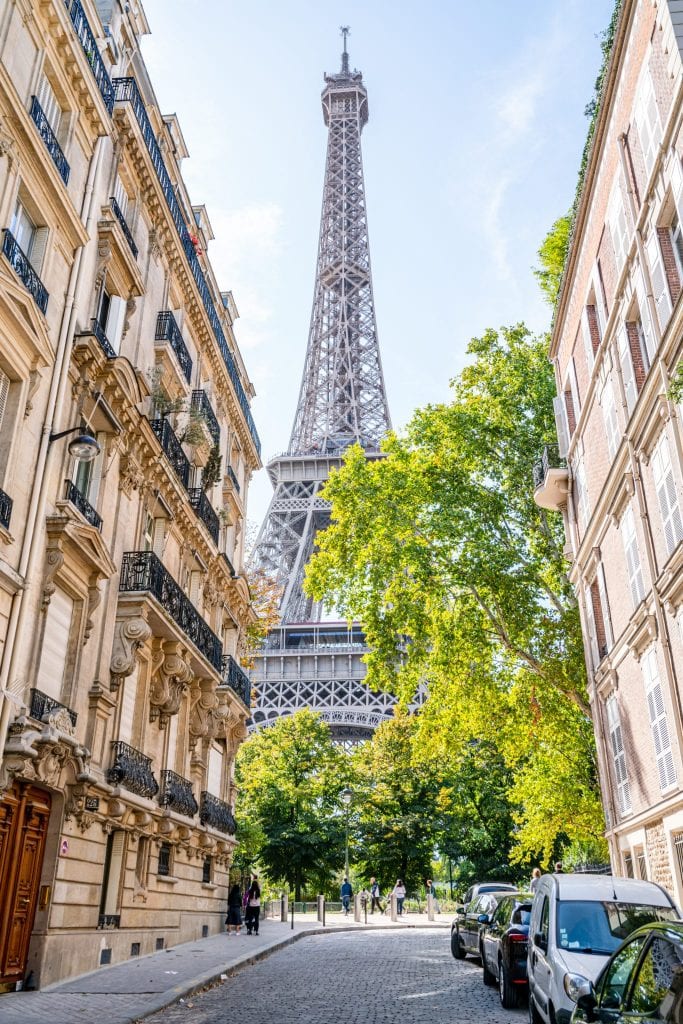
top-left (250, 31), bottom-right (396, 741)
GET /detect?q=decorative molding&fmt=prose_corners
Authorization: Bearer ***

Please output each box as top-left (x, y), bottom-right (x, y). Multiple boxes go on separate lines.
top-left (149, 639), bottom-right (192, 726)
top-left (0, 713), bottom-right (91, 792)
top-left (110, 615), bottom-right (151, 690)
top-left (189, 677), bottom-right (226, 747)
top-left (608, 471), bottom-right (635, 527)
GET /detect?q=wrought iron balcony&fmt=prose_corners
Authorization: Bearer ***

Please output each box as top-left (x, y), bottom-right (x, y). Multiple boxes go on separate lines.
top-left (155, 311), bottom-right (192, 384)
top-left (221, 654), bottom-right (251, 709)
top-left (64, 479), bottom-right (102, 531)
top-left (189, 487), bottom-right (219, 544)
top-left (29, 688), bottom-right (77, 727)
top-left (227, 465), bottom-right (241, 493)
top-left (29, 96), bottom-right (70, 185)
top-left (90, 317), bottom-right (116, 358)
top-left (65, 0), bottom-right (114, 114)
top-left (150, 417), bottom-right (190, 490)
top-left (119, 551), bottom-right (223, 671)
top-left (532, 444), bottom-right (569, 511)
top-left (107, 740), bottom-right (159, 798)
top-left (109, 196), bottom-right (138, 258)
top-left (2, 230), bottom-right (48, 314)
top-left (112, 76), bottom-right (261, 457)
top-left (159, 770), bottom-right (198, 817)
top-left (199, 791), bottom-right (237, 834)
top-left (190, 391), bottom-right (220, 446)
top-left (0, 487), bottom-right (12, 531)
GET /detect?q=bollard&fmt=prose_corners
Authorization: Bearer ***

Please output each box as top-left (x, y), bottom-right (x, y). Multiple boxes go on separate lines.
top-left (354, 893), bottom-right (361, 922)
top-left (390, 893), bottom-right (397, 922)
top-left (291, 900), bottom-right (294, 930)
top-left (323, 896), bottom-right (326, 927)
top-left (281, 892), bottom-right (288, 922)
top-left (364, 897), bottom-right (368, 924)
top-left (427, 894), bottom-right (435, 922)
top-left (316, 894), bottom-right (323, 922)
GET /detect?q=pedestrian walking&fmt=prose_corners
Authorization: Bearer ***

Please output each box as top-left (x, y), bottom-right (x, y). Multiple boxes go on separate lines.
top-left (340, 876), bottom-right (353, 916)
top-left (225, 882), bottom-right (243, 934)
top-left (369, 876), bottom-right (383, 914)
top-left (392, 878), bottom-right (406, 916)
top-left (426, 878), bottom-right (440, 913)
top-left (530, 867), bottom-right (542, 893)
top-left (245, 876), bottom-right (261, 935)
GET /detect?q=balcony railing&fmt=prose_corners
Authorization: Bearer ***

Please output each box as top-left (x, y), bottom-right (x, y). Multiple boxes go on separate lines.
top-left (112, 77), bottom-right (260, 457)
top-left (199, 792), bottom-right (237, 834)
top-left (64, 479), bottom-right (102, 531)
top-left (119, 551), bottom-right (223, 671)
top-left (109, 196), bottom-right (138, 258)
top-left (159, 770), bottom-right (198, 817)
top-left (190, 390), bottom-right (220, 445)
top-left (155, 311), bottom-right (192, 383)
top-left (221, 654), bottom-right (251, 709)
top-left (29, 96), bottom-right (70, 184)
top-left (2, 230), bottom-right (48, 314)
top-left (0, 488), bottom-right (12, 531)
top-left (532, 444), bottom-right (565, 490)
top-left (29, 688), bottom-right (77, 728)
top-left (227, 465), bottom-right (241, 493)
top-left (64, 0), bottom-right (114, 114)
top-left (150, 417), bottom-right (190, 490)
top-left (90, 317), bottom-right (116, 358)
top-left (107, 740), bottom-right (159, 798)
top-left (189, 488), bottom-right (219, 544)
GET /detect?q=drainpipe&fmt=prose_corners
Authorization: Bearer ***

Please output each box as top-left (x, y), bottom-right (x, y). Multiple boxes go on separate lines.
top-left (0, 135), bottom-right (106, 754)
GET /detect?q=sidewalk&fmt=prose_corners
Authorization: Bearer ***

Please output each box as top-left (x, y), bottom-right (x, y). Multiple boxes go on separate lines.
top-left (0, 912), bottom-right (449, 1024)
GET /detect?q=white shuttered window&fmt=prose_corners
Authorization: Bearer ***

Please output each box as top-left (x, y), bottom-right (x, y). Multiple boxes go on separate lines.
top-left (207, 743), bottom-right (223, 797)
top-left (606, 695), bottom-right (631, 816)
top-left (601, 380), bottom-right (620, 459)
top-left (642, 646), bottom-right (677, 791)
top-left (36, 587), bottom-right (73, 698)
top-left (652, 432), bottom-right (683, 556)
top-left (618, 326), bottom-right (637, 414)
top-left (35, 74), bottom-right (61, 134)
top-left (646, 229), bottom-right (672, 331)
top-left (609, 178), bottom-right (629, 270)
top-left (635, 67), bottom-right (661, 178)
top-left (621, 504), bottom-right (645, 607)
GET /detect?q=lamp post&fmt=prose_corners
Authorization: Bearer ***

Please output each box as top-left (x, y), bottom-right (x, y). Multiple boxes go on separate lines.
top-left (341, 786), bottom-right (352, 879)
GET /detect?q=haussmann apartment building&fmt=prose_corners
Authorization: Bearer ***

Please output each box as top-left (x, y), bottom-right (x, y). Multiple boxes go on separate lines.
top-left (0, 0), bottom-right (261, 991)
top-left (535, 0), bottom-right (683, 904)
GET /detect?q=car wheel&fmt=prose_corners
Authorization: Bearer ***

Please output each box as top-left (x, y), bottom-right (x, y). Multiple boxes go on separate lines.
top-left (451, 929), bottom-right (466, 960)
top-left (498, 959), bottom-right (518, 1009)
top-left (482, 948), bottom-right (495, 986)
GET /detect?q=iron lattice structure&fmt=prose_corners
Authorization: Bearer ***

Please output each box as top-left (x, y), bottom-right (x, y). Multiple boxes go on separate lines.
top-left (251, 37), bottom-right (396, 741)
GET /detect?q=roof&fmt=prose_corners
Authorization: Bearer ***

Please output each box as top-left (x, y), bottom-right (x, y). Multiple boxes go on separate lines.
top-left (547, 873), bottom-right (674, 906)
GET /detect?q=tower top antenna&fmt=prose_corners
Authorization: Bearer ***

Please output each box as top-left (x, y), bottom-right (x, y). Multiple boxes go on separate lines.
top-left (340, 25), bottom-right (350, 73)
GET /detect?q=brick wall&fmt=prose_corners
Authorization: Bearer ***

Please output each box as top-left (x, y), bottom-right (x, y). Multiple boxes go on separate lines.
top-left (657, 225), bottom-right (681, 305)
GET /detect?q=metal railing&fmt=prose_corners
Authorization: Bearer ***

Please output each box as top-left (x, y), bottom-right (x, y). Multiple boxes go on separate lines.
top-left (29, 96), bottom-right (70, 184)
top-left (112, 76), bottom-right (260, 457)
top-left (227, 465), bottom-right (241, 493)
top-left (29, 688), bottom-right (77, 727)
top-left (155, 311), bottom-right (192, 383)
top-left (90, 317), bottom-right (116, 358)
top-left (221, 654), bottom-right (251, 708)
top-left (2, 229), bottom-right (48, 314)
top-left (107, 740), bottom-right (158, 798)
top-left (190, 390), bottom-right (220, 445)
top-left (159, 769), bottom-right (198, 817)
top-left (119, 551), bottom-right (223, 671)
top-left (109, 196), bottom-right (138, 257)
top-left (150, 417), bottom-right (190, 490)
top-left (532, 444), bottom-right (565, 490)
top-left (64, 479), bottom-right (102, 531)
top-left (0, 487), bottom-right (12, 531)
top-left (64, 0), bottom-right (114, 114)
top-left (199, 791), bottom-right (236, 834)
top-left (188, 487), bottom-right (219, 544)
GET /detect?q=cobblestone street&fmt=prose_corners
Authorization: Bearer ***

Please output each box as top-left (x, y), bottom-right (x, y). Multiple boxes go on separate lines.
top-left (147, 929), bottom-right (526, 1024)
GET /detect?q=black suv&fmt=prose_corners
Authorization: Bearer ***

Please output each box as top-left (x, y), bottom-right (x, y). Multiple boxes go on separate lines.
top-left (451, 884), bottom-right (517, 961)
top-left (480, 892), bottom-right (532, 1008)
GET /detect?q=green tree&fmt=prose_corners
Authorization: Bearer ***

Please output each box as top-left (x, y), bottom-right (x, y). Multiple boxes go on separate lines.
top-left (533, 213), bottom-right (571, 308)
top-left (234, 711), bottom-right (349, 899)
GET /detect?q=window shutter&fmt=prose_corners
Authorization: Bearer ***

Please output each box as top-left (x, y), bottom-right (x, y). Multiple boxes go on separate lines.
top-left (167, 712), bottom-right (178, 770)
top-left (601, 380), bottom-right (620, 460)
top-left (583, 584), bottom-right (599, 669)
top-left (207, 743), bottom-right (223, 796)
top-left (119, 665), bottom-right (138, 744)
top-left (29, 226), bottom-right (49, 276)
top-left (618, 325), bottom-right (638, 414)
top-left (646, 228), bottom-right (672, 330)
top-left (36, 74), bottom-right (61, 134)
top-left (105, 295), bottom-right (126, 354)
top-left (573, 456), bottom-right (590, 529)
top-left (636, 70), bottom-right (660, 178)
top-left (597, 563), bottom-right (613, 650)
top-left (582, 307), bottom-right (595, 369)
top-left (606, 696), bottom-right (631, 816)
top-left (621, 504), bottom-right (645, 607)
top-left (102, 831), bottom-right (126, 915)
top-left (0, 368), bottom-right (9, 431)
top-left (609, 180), bottom-right (629, 270)
top-left (36, 587), bottom-right (73, 698)
top-left (152, 517), bottom-right (166, 556)
top-left (553, 395), bottom-right (570, 458)
top-left (642, 647), bottom-right (677, 790)
top-left (652, 432), bottom-right (683, 556)
top-left (634, 272), bottom-right (656, 361)
top-left (113, 176), bottom-right (128, 219)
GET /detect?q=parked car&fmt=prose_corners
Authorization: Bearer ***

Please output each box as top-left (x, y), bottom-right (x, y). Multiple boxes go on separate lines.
top-left (460, 881), bottom-right (517, 907)
top-left (480, 892), bottom-right (533, 1008)
top-left (451, 887), bottom-right (516, 960)
top-left (528, 873), bottom-right (679, 1024)
top-left (569, 921), bottom-right (683, 1023)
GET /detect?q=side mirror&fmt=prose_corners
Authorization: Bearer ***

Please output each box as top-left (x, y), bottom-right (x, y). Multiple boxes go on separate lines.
top-left (478, 913), bottom-right (490, 924)
top-left (455, 905), bottom-right (465, 915)
top-left (533, 931), bottom-right (547, 952)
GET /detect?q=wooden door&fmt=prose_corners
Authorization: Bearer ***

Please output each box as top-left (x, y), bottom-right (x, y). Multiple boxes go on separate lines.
top-left (0, 783), bottom-right (51, 991)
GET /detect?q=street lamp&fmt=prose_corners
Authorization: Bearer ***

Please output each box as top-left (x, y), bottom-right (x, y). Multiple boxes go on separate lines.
top-left (49, 425), bottom-right (101, 462)
top-left (341, 786), bottom-right (352, 879)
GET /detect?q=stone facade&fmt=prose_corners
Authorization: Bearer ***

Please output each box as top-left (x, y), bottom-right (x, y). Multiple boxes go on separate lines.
top-left (0, 0), bottom-right (260, 991)
top-left (535, 0), bottom-right (683, 902)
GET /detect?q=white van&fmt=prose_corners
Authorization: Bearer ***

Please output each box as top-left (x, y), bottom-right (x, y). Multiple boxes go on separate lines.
top-left (527, 873), bottom-right (679, 1024)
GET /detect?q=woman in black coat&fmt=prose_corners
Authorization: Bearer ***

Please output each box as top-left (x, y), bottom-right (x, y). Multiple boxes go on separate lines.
top-left (245, 878), bottom-right (261, 935)
top-left (225, 883), bottom-right (243, 934)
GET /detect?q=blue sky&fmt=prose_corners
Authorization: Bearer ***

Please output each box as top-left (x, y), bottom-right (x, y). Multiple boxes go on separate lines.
top-left (141, 0), bottom-right (614, 524)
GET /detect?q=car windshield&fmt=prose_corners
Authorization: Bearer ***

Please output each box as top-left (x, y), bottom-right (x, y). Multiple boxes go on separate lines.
top-left (557, 901), bottom-right (679, 955)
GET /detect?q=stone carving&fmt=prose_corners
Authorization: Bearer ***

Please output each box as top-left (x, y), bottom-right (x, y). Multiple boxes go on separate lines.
top-left (84, 578), bottom-right (102, 645)
top-left (24, 369), bottom-right (40, 417)
top-left (122, 295), bottom-right (137, 342)
top-left (110, 616), bottom-right (152, 690)
top-left (118, 451), bottom-right (145, 497)
top-left (149, 640), bottom-right (192, 726)
top-left (0, 713), bottom-right (91, 792)
top-left (189, 678), bottom-right (227, 747)
top-left (94, 238), bottom-right (112, 295)
top-left (42, 547), bottom-right (65, 608)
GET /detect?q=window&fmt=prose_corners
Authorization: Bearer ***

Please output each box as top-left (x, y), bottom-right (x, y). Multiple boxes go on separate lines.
top-left (628, 937), bottom-right (683, 1014)
top-left (672, 212), bottom-right (683, 281)
top-left (609, 178), bottom-right (629, 271)
top-left (100, 830), bottom-right (125, 924)
top-left (157, 841), bottom-right (172, 877)
top-left (621, 504), bottom-right (645, 607)
top-left (673, 833), bottom-right (683, 889)
top-left (601, 379), bottom-right (620, 460)
top-left (135, 836), bottom-right (150, 890)
top-left (538, 896), bottom-right (549, 946)
top-left (10, 199), bottom-right (48, 273)
top-left (587, 567), bottom-right (612, 663)
top-left (599, 936), bottom-right (647, 1010)
top-left (635, 65), bottom-right (661, 179)
top-left (618, 325), bottom-right (638, 415)
top-left (142, 514), bottom-right (166, 556)
top-left (623, 851), bottom-right (634, 878)
top-left (573, 455), bottom-right (589, 530)
top-left (96, 287), bottom-right (126, 354)
top-left (646, 226), bottom-right (673, 330)
top-left (606, 695), bottom-right (631, 816)
top-left (36, 75), bottom-right (62, 137)
top-left (652, 432), bottom-right (683, 557)
top-left (113, 175), bottom-right (129, 220)
top-left (642, 646), bottom-right (677, 791)
top-left (581, 300), bottom-right (602, 366)
top-left (202, 857), bottom-right (213, 884)
top-left (35, 587), bottom-right (74, 699)
top-left (635, 846), bottom-right (648, 881)
top-left (634, 272), bottom-right (657, 363)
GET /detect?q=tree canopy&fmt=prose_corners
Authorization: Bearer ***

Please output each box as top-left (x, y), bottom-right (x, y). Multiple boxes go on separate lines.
top-left (533, 213), bottom-right (571, 309)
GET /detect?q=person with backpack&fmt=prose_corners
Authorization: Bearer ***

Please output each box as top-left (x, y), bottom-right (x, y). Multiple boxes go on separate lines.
top-left (245, 876), bottom-right (261, 935)
top-left (369, 876), bottom-right (383, 914)
top-left (340, 877), bottom-right (352, 916)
